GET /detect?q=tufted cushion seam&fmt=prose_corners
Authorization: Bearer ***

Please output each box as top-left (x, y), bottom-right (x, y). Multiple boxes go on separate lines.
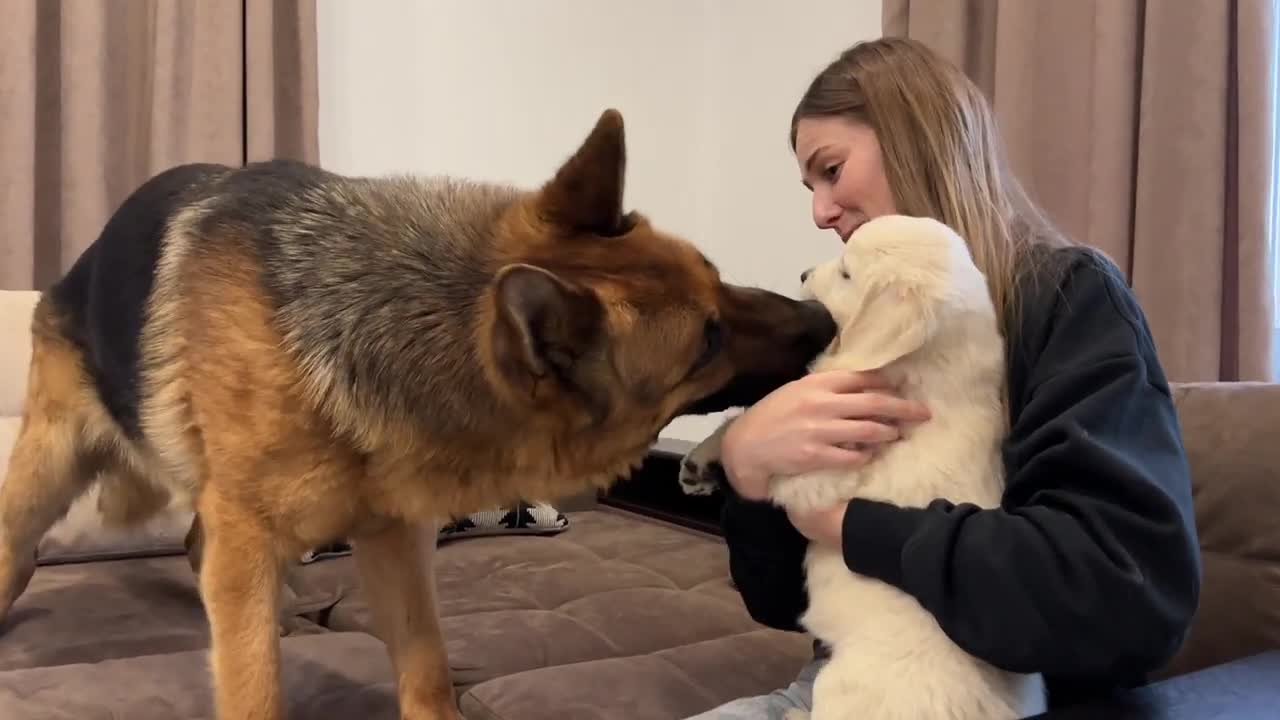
top-left (1199, 546), bottom-right (1280, 566)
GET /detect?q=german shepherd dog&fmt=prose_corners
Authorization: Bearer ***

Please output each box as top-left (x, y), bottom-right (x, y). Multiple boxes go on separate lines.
top-left (0, 109), bottom-right (835, 719)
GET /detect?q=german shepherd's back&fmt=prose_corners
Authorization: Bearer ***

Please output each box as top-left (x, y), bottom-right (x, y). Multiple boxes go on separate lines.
top-left (0, 109), bottom-right (836, 720)
top-left (46, 159), bottom-right (555, 515)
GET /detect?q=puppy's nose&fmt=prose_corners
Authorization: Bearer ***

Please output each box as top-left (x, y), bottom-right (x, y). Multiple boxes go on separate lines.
top-left (800, 268), bottom-right (813, 284)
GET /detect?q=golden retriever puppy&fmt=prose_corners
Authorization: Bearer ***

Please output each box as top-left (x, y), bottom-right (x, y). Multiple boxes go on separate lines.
top-left (683, 215), bottom-right (1047, 720)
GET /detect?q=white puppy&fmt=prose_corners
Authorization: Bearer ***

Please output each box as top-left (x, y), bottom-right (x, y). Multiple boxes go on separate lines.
top-left (680, 215), bottom-right (1046, 720)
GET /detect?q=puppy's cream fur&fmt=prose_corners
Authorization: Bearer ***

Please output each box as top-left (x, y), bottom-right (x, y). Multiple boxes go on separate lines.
top-left (684, 215), bottom-right (1046, 720)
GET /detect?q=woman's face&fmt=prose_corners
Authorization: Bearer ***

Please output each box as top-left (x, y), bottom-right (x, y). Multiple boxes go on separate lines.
top-left (794, 115), bottom-right (898, 243)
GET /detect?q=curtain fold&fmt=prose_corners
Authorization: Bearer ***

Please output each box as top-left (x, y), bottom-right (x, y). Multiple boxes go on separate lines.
top-left (883, 0), bottom-right (1277, 382)
top-left (1, 0), bottom-right (319, 292)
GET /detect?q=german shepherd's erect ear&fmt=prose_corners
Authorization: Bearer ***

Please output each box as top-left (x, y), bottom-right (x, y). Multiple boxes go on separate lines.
top-left (534, 108), bottom-right (629, 237)
top-left (487, 109), bottom-right (639, 424)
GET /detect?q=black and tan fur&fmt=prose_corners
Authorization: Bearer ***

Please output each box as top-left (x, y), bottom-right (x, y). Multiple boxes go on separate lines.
top-left (0, 109), bottom-right (835, 720)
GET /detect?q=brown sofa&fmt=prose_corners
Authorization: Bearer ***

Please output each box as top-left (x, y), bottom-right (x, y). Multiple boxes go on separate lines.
top-left (0, 289), bottom-right (1278, 719)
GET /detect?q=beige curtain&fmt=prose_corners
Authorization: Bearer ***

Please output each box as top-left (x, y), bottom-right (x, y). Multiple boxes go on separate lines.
top-left (1, 0), bottom-right (318, 292)
top-left (884, 0), bottom-right (1278, 382)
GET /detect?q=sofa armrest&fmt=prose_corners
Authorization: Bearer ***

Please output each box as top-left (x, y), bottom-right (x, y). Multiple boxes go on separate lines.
top-left (0, 291), bottom-right (40, 417)
top-left (1031, 650), bottom-right (1280, 719)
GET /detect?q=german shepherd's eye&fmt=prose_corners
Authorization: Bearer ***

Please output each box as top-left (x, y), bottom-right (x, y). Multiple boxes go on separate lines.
top-left (690, 317), bottom-right (723, 374)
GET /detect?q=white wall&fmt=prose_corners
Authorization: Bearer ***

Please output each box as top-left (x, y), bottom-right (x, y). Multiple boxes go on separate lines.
top-left (317, 0), bottom-right (883, 444)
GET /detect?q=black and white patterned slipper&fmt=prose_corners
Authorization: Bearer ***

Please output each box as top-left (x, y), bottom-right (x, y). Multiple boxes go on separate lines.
top-left (297, 500), bottom-right (569, 563)
top-left (438, 500), bottom-right (569, 541)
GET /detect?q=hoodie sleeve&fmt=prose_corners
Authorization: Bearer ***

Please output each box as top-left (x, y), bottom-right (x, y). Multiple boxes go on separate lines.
top-left (719, 485), bottom-right (810, 631)
top-left (838, 250), bottom-right (1202, 680)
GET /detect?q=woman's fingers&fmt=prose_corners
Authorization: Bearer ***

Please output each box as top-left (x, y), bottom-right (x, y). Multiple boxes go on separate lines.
top-left (814, 418), bottom-right (901, 445)
top-left (718, 369), bottom-right (930, 492)
top-left (799, 388), bottom-right (930, 424)
top-left (827, 390), bottom-right (931, 423)
top-left (803, 372), bottom-right (931, 423)
top-left (809, 443), bottom-right (872, 470)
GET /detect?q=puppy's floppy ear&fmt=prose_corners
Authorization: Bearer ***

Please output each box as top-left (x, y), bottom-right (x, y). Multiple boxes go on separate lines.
top-left (835, 281), bottom-right (937, 371)
top-left (492, 264), bottom-right (603, 385)
top-left (535, 109), bottom-right (627, 236)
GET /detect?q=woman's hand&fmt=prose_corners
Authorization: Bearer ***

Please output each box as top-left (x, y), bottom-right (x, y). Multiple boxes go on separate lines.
top-left (719, 369), bottom-right (930, 502)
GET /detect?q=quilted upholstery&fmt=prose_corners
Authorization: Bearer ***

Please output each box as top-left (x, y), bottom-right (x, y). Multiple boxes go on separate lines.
top-left (3, 377), bottom-right (1278, 719)
top-left (0, 553), bottom-right (337, 674)
top-left (319, 510), bottom-right (815, 711)
top-left (0, 632), bottom-right (399, 720)
top-left (0, 509), bottom-right (815, 720)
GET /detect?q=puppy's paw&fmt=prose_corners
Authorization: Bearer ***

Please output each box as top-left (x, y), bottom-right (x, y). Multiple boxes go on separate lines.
top-left (677, 416), bottom-right (739, 497)
top-left (783, 710), bottom-right (811, 720)
top-left (678, 430), bottom-right (728, 496)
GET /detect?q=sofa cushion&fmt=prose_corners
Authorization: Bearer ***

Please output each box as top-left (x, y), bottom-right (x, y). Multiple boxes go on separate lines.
top-left (1160, 381), bottom-right (1280, 678)
top-left (0, 434), bottom-right (192, 565)
top-left (0, 631), bottom-right (399, 720)
top-left (0, 555), bottom-right (209, 672)
top-left (460, 630), bottom-right (816, 720)
top-left (317, 508), bottom-right (813, 712)
top-left (0, 290), bottom-right (194, 565)
top-left (35, 484), bottom-right (195, 565)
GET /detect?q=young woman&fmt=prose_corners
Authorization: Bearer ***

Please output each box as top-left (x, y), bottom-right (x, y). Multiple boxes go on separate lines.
top-left (688, 37), bottom-right (1202, 718)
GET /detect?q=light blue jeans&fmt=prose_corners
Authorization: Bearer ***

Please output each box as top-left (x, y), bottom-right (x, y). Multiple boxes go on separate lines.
top-left (684, 646), bottom-right (828, 720)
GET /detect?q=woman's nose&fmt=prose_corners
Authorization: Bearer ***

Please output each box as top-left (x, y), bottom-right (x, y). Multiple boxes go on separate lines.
top-left (812, 191), bottom-right (842, 230)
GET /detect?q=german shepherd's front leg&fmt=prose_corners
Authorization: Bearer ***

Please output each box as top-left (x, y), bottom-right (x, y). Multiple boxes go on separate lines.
top-left (198, 491), bottom-right (285, 720)
top-left (354, 519), bottom-right (458, 720)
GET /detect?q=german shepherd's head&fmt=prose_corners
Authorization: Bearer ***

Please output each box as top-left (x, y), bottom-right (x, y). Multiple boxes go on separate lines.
top-left (485, 109), bottom-right (836, 441)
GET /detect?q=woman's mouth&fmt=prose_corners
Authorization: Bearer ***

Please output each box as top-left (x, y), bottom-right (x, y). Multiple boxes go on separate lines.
top-left (840, 216), bottom-right (868, 243)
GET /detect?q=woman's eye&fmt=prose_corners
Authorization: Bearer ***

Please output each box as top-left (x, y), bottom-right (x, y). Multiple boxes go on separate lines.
top-left (824, 163), bottom-right (842, 181)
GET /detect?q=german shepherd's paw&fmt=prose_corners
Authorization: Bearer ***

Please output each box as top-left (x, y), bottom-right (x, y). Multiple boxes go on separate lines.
top-left (0, 546), bottom-right (36, 627)
top-left (401, 697), bottom-right (461, 720)
top-left (402, 709), bottom-right (460, 720)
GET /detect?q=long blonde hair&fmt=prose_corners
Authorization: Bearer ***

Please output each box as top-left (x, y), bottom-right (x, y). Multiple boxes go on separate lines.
top-left (790, 37), bottom-right (1072, 339)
